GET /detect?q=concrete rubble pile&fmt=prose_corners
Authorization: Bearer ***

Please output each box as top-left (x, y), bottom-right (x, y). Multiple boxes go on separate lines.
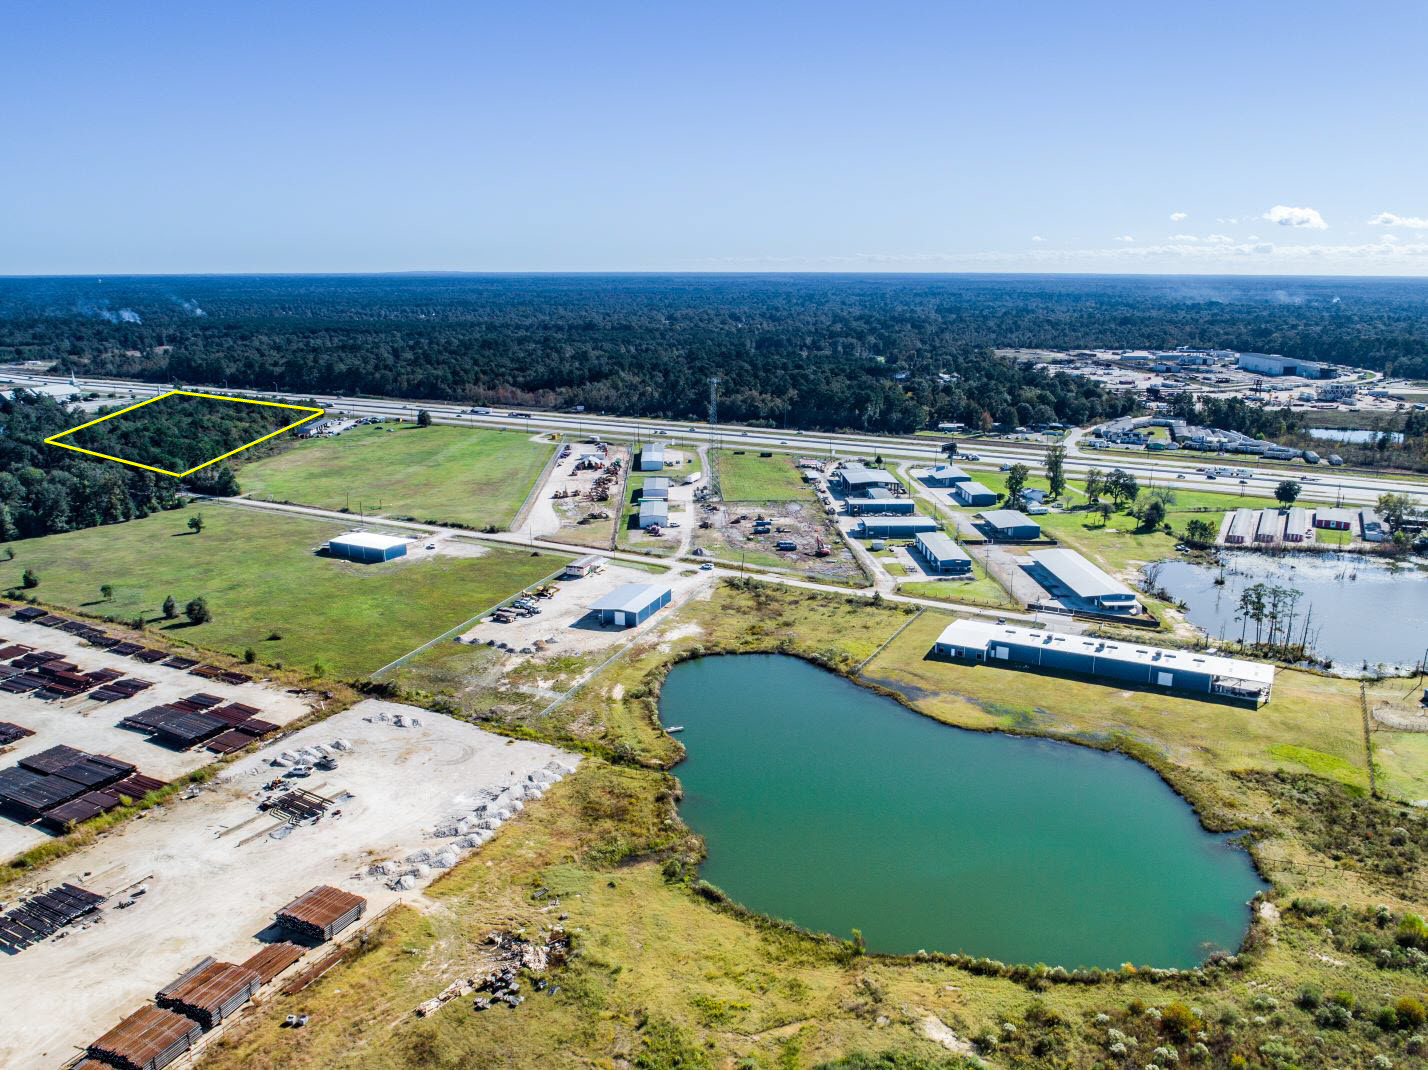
top-left (367, 756), bottom-right (580, 891)
top-left (412, 928), bottom-right (572, 1018)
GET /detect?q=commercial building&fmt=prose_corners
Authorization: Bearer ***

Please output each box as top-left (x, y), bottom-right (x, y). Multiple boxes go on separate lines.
top-left (923, 464), bottom-right (970, 487)
top-left (641, 476), bottom-right (671, 499)
top-left (913, 531), bottom-right (972, 574)
top-left (1225, 508), bottom-right (1255, 544)
top-left (833, 464), bottom-right (901, 493)
top-left (852, 515), bottom-right (940, 538)
top-left (325, 532), bottom-right (408, 563)
top-left (589, 583), bottom-right (673, 628)
top-left (1025, 548), bottom-right (1138, 613)
top-left (845, 495), bottom-right (916, 516)
top-left (637, 498), bottom-right (668, 528)
top-left (1236, 352), bottom-right (1327, 378)
top-left (1253, 508), bottom-right (1283, 543)
top-left (1313, 508), bottom-right (1354, 531)
top-left (952, 480), bottom-right (999, 507)
top-left (1360, 509), bottom-right (1387, 542)
top-left (638, 444), bottom-right (666, 471)
top-left (1284, 507), bottom-right (1311, 542)
top-left (932, 619), bottom-right (1275, 704)
top-left (978, 509), bottom-right (1041, 541)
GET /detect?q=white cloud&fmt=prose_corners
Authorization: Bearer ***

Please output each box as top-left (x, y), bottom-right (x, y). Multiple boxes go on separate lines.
top-left (1114, 234), bottom-right (1135, 242)
top-left (1263, 204), bottom-right (1327, 229)
top-left (1206, 233), bottom-right (1235, 244)
top-left (1367, 211), bottom-right (1428, 229)
top-left (1168, 233), bottom-right (1200, 242)
top-left (1030, 235), bottom-right (1045, 242)
top-left (1169, 212), bottom-right (1187, 222)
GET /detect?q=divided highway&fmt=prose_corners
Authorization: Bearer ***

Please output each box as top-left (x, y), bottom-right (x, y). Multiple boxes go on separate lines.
top-left (5, 369), bottom-right (1426, 508)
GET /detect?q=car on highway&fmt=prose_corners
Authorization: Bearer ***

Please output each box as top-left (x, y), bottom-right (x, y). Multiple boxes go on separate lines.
top-left (1239, 479), bottom-right (1248, 484)
top-left (1176, 474), bottom-right (1186, 479)
top-left (779, 439), bottom-right (788, 444)
top-left (655, 429), bottom-right (669, 435)
top-left (960, 452), bottom-right (980, 461)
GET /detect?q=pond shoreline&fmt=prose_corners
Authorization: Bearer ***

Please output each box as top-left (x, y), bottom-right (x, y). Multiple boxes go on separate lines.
top-left (645, 646), bottom-right (1271, 976)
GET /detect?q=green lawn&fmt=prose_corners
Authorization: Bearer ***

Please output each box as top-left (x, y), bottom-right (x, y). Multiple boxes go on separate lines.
top-left (0, 506), bottom-right (565, 677)
top-left (712, 449), bottom-right (810, 501)
top-left (238, 424), bottom-right (554, 530)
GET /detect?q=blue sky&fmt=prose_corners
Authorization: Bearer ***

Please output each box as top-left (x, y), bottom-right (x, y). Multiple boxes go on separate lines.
top-left (4, 1), bottom-right (1426, 274)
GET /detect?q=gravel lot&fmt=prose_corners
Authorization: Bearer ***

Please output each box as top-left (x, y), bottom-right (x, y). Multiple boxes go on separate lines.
top-left (0, 699), bottom-right (576, 1070)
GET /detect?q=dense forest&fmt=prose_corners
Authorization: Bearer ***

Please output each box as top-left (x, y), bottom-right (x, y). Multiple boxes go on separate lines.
top-left (0, 391), bottom-right (276, 540)
top-left (2, 273), bottom-right (1425, 433)
top-left (61, 391), bottom-right (306, 474)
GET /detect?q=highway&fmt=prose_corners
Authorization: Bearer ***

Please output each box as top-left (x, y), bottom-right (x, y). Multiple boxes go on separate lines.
top-left (5, 368), bottom-right (1426, 508)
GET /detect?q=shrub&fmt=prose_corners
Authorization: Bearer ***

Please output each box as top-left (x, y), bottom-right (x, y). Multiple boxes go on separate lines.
top-left (1160, 1002), bottom-right (1201, 1040)
top-left (1395, 997), bottom-right (1427, 1030)
top-left (1295, 983), bottom-right (1323, 1010)
top-left (21, 568), bottom-right (37, 588)
top-left (1397, 913), bottom-right (1428, 949)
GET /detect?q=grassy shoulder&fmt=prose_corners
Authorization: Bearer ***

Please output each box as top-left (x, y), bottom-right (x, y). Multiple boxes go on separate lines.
top-left (0, 505), bottom-right (565, 677)
top-left (238, 424), bottom-right (555, 530)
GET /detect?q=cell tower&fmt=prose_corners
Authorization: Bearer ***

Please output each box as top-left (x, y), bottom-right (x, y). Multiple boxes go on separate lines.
top-left (708, 376), bottom-right (721, 424)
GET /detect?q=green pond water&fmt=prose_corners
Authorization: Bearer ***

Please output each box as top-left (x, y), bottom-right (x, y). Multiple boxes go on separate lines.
top-left (661, 654), bottom-right (1266, 969)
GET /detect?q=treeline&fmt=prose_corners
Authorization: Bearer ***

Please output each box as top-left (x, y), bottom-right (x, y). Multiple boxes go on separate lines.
top-left (0, 391), bottom-right (258, 540)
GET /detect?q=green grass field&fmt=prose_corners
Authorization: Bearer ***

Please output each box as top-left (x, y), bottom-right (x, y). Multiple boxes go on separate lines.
top-left (239, 424), bottom-right (554, 530)
top-left (0, 505), bottom-right (564, 677)
top-left (712, 449), bottom-right (810, 500)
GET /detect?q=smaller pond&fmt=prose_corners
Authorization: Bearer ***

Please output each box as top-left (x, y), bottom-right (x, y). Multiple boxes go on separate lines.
top-left (1306, 427), bottom-right (1403, 445)
top-left (663, 654), bottom-right (1266, 969)
top-left (1150, 552), bottom-right (1428, 672)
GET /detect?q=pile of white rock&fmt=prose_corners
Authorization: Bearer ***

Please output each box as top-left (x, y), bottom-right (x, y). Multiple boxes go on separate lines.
top-left (372, 756), bottom-right (579, 891)
top-left (268, 739), bottom-right (351, 768)
top-left (363, 709), bottom-right (422, 728)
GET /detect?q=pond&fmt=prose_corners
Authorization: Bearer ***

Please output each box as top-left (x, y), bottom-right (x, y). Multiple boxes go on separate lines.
top-left (1151, 552), bottom-right (1428, 672)
top-left (660, 654), bottom-right (1265, 969)
top-left (1306, 427), bottom-right (1403, 445)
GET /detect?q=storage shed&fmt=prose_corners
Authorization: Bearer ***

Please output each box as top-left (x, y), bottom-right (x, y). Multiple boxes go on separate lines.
top-left (978, 509), bottom-right (1041, 541)
top-left (1313, 507), bottom-right (1354, 530)
top-left (588, 583), bottom-right (673, 628)
top-left (276, 885), bottom-right (367, 944)
top-left (913, 531), bottom-right (972, 574)
top-left (638, 444), bottom-right (666, 471)
top-left (325, 532), bottom-right (408, 563)
top-left (1224, 508), bottom-right (1255, 544)
top-left (641, 476), bottom-right (672, 500)
top-left (952, 480), bottom-right (1000, 507)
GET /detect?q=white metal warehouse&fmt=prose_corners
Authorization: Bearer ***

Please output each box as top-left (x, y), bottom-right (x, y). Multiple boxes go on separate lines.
top-left (589, 583), bottom-right (673, 628)
top-left (325, 532), bottom-right (409, 563)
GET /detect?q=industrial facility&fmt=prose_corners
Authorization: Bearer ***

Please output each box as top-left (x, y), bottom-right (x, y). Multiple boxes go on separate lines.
top-left (1024, 548), bottom-right (1138, 614)
top-left (912, 531), bottom-right (972, 574)
top-left (932, 619), bottom-right (1275, 704)
top-left (638, 444), bottom-right (666, 471)
top-left (325, 531), bottom-right (408, 563)
top-left (952, 479), bottom-right (999, 507)
top-left (588, 583), bottom-right (673, 628)
top-left (832, 464), bottom-right (901, 493)
top-left (845, 489), bottom-right (916, 516)
top-left (978, 509), bottom-right (1042, 541)
top-left (853, 515), bottom-right (940, 539)
top-left (923, 464), bottom-right (970, 486)
top-left (1235, 352), bottom-right (1328, 378)
top-left (636, 497), bottom-right (669, 529)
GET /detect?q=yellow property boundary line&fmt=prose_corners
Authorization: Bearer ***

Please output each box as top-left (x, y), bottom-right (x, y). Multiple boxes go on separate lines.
top-left (43, 389), bottom-right (325, 477)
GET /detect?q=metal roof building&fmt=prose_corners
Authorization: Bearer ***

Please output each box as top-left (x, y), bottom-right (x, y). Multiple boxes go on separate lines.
top-left (563, 554), bottom-right (606, 578)
top-left (641, 476), bottom-right (672, 499)
top-left (852, 515), bottom-right (940, 538)
top-left (1253, 508), bottom-right (1283, 543)
top-left (1225, 508), bottom-right (1255, 544)
top-left (1284, 507), bottom-right (1311, 542)
top-left (638, 444), bottom-right (666, 471)
top-left (978, 509), bottom-right (1041, 541)
top-left (1313, 507), bottom-right (1354, 530)
top-left (637, 498), bottom-right (668, 528)
top-left (932, 619), bottom-right (1274, 704)
top-left (913, 531), bottom-right (972, 574)
top-left (589, 583), bottom-right (673, 628)
top-left (326, 531), bottom-right (408, 563)
top-left (1025, 548), bottom-right (1138, 612)
top-left (952, 480), bottom-right (999, 507)
top-left (924, 464), bottom-right (970, 486)
top-left (846, 496), bottom-right (916, 516)
top-left (833, 465), bottom-right (900, 491)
